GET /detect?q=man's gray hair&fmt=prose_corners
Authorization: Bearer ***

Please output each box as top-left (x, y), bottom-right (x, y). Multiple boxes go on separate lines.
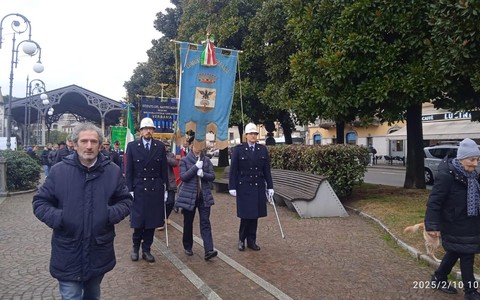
top-left (70, 122), bottom-right (104, 144)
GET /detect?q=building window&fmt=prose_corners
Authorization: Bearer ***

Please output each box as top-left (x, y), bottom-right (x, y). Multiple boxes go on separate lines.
top-left (395, 140), bottom-right (403, 151)
top-left (313, 134), bottom-right (322, 145)
top-left (346, 132), bottom-right (357, 145)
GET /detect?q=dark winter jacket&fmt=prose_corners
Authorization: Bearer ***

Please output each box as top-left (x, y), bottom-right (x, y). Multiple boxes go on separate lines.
top-left (229, 143), bottom-right (273, 219)
top-left (41, 149), bottom-right (51, 166)
top-left (54, 147), bottom-right (73, 164)
top-left (166, 151), bottom-right (178, 191)
top-left (175, 151), bottom-right (215, 212)
top-left (425, 159), bottom-right (480, 254)
top-left (48, 149), bottom-right (57, 166)
top-left (32, 153), bottom-right (132, 281)
top-left (102, 149), bottom-right (121, 167)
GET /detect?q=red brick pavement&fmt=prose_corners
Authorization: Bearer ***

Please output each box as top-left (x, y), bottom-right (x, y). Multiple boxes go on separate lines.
top-left (0, 190), bottom-right (465, 299)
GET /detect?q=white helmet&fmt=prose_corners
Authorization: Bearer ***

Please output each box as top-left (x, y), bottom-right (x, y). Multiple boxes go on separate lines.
top-left (244, 123), bottom-right (259, 134)
top-left (140, 117), bottom-right (155, 129)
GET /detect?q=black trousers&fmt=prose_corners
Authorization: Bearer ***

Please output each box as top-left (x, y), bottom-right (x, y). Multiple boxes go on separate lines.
top-left (182, 194), bottom-right (214, 254)
top-left (239, 218), bottom-right (258, 247)
top-left (132, 228), bottom-right (155, 253)
top-left (435, 250), bottom-right (476, 292)
top-left (165, 190), bottom-right (175, 219)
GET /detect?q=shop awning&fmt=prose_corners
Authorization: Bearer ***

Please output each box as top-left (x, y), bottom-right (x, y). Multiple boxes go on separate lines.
top-left (386, 120), bottom-right (480, 140)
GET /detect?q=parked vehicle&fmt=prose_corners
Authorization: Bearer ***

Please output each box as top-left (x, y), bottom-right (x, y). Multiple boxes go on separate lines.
top-left (422, 143), bottom-right (480, 185)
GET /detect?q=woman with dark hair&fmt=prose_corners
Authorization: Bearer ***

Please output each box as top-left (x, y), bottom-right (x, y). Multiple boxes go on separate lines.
top-left (175, 144), bottom-right (217, 261)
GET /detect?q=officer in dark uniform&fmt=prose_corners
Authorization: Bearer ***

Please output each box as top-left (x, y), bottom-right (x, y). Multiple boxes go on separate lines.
top-left (113, 140), bottom-right (125, 173)
top-left (125, 117), bottom-right (168, 263)
top-left (229, 123), bottom-right (274, 251)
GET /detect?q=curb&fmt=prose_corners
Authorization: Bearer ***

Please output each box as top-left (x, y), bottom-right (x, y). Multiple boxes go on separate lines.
top-left (0, 188), bottom-right (38, 207)
top-left (344, 205), bottom-right (479, 282)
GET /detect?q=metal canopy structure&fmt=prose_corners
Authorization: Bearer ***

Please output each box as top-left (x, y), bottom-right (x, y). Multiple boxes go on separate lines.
top-left (10, 84), bottom-right (124, 145)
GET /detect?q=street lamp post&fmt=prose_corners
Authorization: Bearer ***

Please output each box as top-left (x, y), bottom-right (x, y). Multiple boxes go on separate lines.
top-left (24, 77), bottom-right (48, 146)
top-left (0, 13), bottom-right (44, 149)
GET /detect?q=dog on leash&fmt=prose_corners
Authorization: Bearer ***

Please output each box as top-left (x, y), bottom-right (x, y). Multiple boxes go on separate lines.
top-left (403, 222), bottom-right (441, 262)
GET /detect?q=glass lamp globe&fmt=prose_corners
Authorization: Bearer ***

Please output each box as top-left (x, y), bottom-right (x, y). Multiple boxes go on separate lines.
top-left (42, 99), bottom-right (49, 105)
top-left (47, 110), bottom-right (53, 116)
top-left (22, 41), bottom-right (37, 55)
top-left (33, 62), bottom-right (44, 73)
top-left (13, 126), bottom-right (18, 131)
top-left (40, 93), bottom-right (48, 100)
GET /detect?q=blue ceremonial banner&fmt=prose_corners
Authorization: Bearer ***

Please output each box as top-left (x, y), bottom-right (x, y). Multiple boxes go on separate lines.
top-left (176, 42), bottom-right (239, 149)
top-left (140, 96), bottom-right (178, 134)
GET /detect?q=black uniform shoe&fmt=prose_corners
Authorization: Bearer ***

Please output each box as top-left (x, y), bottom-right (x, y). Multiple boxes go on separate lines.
top-left (465, 290), bottom-right (480, 300)
top-left (184, 249), bottom-right (193, 256)
top-left (431, 275), bottom-right (457, 294)
top-left (131, 248), bottom-right (139, 261)
top-left (247, 244), bottom-right (261, 251)
top-left (204, 250), bottom-right (218, 261)
top-left (238, 241), bottom-right (245, 251)
top-left (142, 252), bottom-right (155, 262)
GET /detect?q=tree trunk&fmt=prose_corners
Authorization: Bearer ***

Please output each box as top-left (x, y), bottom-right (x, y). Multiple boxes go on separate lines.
top-left (404, 103), bottom-right (426, 189)
top-left (265, 120), bottom-right (276, 145)
top-left (281, 122), bottom-right (293, 144)
top-left (335, 121), bottom-right (345, 144)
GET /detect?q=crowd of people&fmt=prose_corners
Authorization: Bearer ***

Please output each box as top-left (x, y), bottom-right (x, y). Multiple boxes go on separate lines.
top-left (30, 119), bottom-right (480, 300)
top-left (23, 118), bottom-right (480, 299)
top-left (30, 119), bottom-right (277, 298)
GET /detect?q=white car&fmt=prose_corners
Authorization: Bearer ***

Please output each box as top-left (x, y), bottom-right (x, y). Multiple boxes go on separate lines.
top-left (423, 143), bottom-right (480, 185)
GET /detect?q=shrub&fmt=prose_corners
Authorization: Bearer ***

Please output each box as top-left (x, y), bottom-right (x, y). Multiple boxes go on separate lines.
top-left (0, 150), bottom-right (41, 191)
top-left (268, 144), bottom-right (368, 199)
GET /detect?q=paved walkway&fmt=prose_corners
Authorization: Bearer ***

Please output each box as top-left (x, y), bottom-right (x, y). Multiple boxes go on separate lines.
top-left (0, 188), bottom-right (463, 299)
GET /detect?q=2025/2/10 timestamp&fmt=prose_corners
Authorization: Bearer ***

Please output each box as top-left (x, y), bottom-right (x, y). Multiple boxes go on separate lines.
top-left (413, 280), bottom-right (478, 289)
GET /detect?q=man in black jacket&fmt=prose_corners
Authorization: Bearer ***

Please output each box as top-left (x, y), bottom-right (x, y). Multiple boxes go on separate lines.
top-left (54, 138), bottom-right (74, 164)
top-left (33, 122), bottom-right (132, 299)
top-left (102, 139), bottom-right (121, 167)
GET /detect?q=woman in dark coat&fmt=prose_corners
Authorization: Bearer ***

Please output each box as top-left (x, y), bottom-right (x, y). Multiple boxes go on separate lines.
top-left (175, 144), bottom-right (217, 260)
top-left (425, 138), bottom-right (480, 299)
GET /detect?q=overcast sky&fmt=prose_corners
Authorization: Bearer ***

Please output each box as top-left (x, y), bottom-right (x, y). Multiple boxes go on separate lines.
top-left (0, 0), bottom-right (173, 101)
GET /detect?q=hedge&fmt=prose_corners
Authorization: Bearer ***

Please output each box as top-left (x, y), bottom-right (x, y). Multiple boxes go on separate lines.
top-left (0, 150), bottom-right (41, 191)
top-left (268, 144), bottom-right (368, 199)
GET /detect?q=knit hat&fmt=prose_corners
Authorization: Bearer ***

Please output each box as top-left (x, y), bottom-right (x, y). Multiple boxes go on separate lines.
top-left (457, 138), bottom-right (480, 160)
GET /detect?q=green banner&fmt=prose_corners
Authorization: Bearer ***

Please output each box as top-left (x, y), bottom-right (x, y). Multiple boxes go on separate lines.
top-left (111, 126), bottom-right (127, 150)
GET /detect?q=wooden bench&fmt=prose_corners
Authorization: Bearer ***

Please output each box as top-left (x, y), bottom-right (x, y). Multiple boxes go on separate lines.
top-left (270, 169), bottom-right (348, 218)
top-left (213, 166), bottom-right (230, 193)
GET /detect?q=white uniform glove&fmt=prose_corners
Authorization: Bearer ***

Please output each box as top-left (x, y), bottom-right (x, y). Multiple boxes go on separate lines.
top-left (267, 189), bottom-right (274, 204)
top-left (130, 191), bottom-right (134, 198)
top-left (229, 189), bottom-right (237, 197)
top-left (164, 190), bottom-right (168, 201)
top-left (195, 157), bottom-right (203, 169)
top-left (197, 169), bottom-right (204, 177)
top-left (268, 189), bottom-right (274, 197)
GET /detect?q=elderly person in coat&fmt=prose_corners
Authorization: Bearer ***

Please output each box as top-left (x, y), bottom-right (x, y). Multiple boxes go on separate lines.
top-left (426, 138), bottom-right (480, 299)
top-left (175, 144), bottom-right (218, 260)
top-left (229, 123), bottom-right (274, 251)
top-left (32, 122), bottom-right (132, 299)
top-left (126, 117), bottom-right (168, 263)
